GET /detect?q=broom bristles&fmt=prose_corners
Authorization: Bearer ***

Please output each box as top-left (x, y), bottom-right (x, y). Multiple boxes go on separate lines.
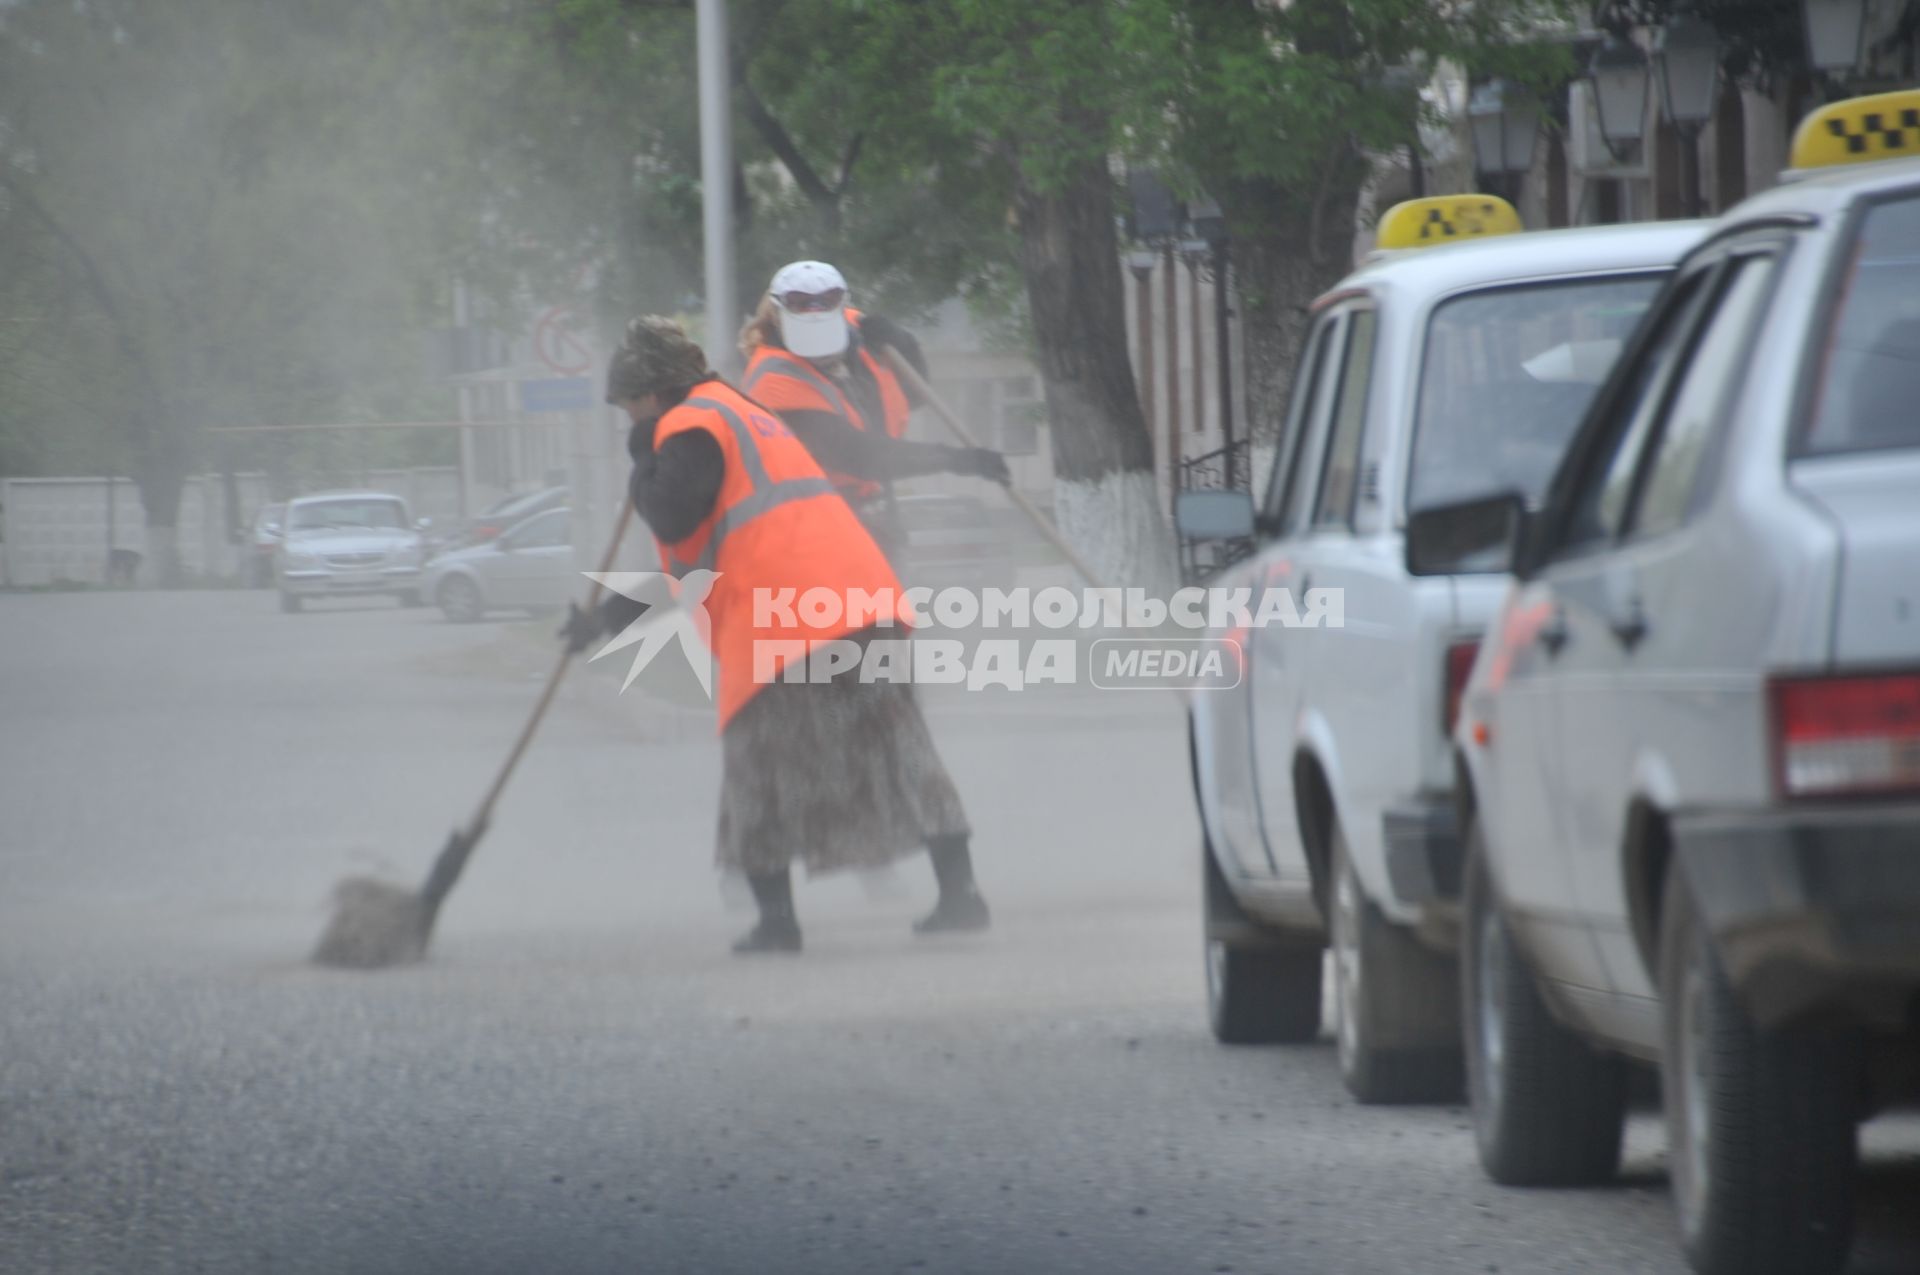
top-left (310, 826), bottom-right (484, 970)
top-left (311, 876), bottom-right (431, 969)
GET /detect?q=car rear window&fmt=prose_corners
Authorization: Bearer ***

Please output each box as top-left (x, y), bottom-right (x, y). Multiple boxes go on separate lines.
top-left (1408, 273), bottom-right (1662, 513)
top-left (1803, 193), bottom-right (1920, 457)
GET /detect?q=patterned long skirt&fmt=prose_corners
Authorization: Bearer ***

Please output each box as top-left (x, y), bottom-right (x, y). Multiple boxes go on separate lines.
top-left (715, 626), bottom-right (970, 877)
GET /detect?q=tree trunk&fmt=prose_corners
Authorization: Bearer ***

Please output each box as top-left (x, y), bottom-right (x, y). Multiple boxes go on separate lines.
top-left (136, 423), bottom-right (190, 588)
top-left (1013, 156), bottom-right (1175, 593)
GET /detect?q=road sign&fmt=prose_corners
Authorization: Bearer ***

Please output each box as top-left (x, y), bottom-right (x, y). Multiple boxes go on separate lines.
top-left (532, 306), bottom-right (594, 376)
top-left (519, 377), bottom-right (596, 414)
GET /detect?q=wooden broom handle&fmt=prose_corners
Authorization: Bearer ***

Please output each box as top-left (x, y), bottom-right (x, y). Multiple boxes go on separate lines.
top-left (882, 347), bottom-right (1111, 592)
top-left (467, 499), bottom-right (636, 834)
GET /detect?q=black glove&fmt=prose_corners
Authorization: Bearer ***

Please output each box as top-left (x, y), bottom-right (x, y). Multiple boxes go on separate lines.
top-left (561, 592), bottom-right (656, 654)
top-left (951, 447), bottom-right (1011, 486)
top-left (559, 601), bottom-right (606, 655)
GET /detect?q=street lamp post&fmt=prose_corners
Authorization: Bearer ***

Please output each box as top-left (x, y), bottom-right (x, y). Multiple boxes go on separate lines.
top-left (1655, 14), bottom-right (1721, 216)
top-left (695, 0), bottom-right (737, 375)
top-left (1468, 79), bottom-right (1543, 202)
top-left (1180, 238), bottom-right (1206, 447)
top-left (1188, 199), bottom-right (1235, 480)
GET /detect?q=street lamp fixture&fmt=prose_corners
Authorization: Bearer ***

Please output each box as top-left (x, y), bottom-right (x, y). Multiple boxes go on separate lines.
top-left (1468, 79), bottom-right (1542, 200)
top-left (1655, 14), bottom-right (1720, 217)
top-left (1802, 0), bottom-right (1868, 73)
top-left (1588, 32), bottom-right (1652, 153)
top-left (1188, 197), bottom-right (1227, 248)
top-left (1655, 15), bottom-right (1721, 128)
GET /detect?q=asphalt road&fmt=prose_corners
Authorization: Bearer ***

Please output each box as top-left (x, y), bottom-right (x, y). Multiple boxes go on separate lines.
top-left (2, 590), bottom-right (1914, 1274)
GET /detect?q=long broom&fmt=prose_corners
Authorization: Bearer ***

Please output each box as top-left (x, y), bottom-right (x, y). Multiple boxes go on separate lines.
top-left (881, 348), bottom-right (1110, 591)
top-left (312, 500), bottom-right (636, 969)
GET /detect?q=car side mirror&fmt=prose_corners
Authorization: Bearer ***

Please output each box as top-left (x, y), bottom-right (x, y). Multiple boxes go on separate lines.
top-left (264, 522), bottom-right (281, 536)
top-left (1174, 489), bottom-right (1256, 542)
top-left (1405, 491), bottom-right (1527, 577)
top-left (415, 517), bottom-right (433, 532)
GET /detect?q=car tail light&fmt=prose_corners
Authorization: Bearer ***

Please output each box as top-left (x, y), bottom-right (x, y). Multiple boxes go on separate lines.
top-left (1772, 672), bottom-right (1920, 798)
top-left (1444, 640), bottom-right (1480, 738)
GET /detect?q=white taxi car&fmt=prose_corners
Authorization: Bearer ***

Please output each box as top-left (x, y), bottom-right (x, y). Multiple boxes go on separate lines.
top-left (1178, 197), bottom-right (1706, 1102)
top-left (1417, 90), bottom-right (1920, 1275)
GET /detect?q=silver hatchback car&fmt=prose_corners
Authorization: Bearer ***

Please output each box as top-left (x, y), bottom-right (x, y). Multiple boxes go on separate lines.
top-left (1413, 90), bottom-right (1920, 1275)
top-left (421, 507), bottom-right (576, 622)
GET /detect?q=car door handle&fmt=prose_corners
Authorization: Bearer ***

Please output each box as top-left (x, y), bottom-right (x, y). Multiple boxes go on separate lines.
top-left (1539, 608), bottom-right (1570, 657)
top-left (1610, 601), bottom-right (1649, 652)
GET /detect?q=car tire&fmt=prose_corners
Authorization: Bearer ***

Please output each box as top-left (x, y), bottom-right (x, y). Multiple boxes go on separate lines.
top-left (1462, 818), bottom-right (1626, 1184)
top-left (1329, 823), bottom-right (1464, 1103)
top-left (1204, 844), bottom-right (1321, 1045)
top-left (279, 590), bottom-right (302, 614)
top-left (437, 575), bottom-right (484, 624)
top-left (1659, 860), bottom-right (1859, 1275)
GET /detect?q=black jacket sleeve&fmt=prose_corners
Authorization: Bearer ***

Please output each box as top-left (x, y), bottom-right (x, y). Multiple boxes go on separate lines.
top-left (855, 312), bottom-right (930, 406)
top-left (778, 407), bottom-right (968, 482)
top-left (629, 426), bottom-right (726, 544)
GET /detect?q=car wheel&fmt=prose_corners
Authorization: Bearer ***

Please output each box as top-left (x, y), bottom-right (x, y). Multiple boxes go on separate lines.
top-left (1462, 818), bottom-right (1625, 1184)
top-left (1204, 843), bottom-right (1321, 1044)
top-left (1329, 823), bottom-right (1463, 1103)
top-left (1659, 860), bottom-right (1859, 1275)
top-left (279, 590), bottom-right (302, 614)
top-left (437, 575), bottom-right (484, 624)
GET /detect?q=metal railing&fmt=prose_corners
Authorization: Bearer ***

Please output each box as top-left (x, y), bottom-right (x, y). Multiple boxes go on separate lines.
top-left (1176, 439), bottom-right (1256, 584)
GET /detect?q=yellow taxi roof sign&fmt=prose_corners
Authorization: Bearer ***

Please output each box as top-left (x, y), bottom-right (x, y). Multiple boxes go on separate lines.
top-left (1789, 89), bottom-right (1920, 172)
top-left (1375, 195), bottom-right (1523, 251)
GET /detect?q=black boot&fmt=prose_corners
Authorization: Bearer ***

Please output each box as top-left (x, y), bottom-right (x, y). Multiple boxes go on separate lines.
top-left (914, 836), bottom-right (990, 935)
top-left (734, 868), bottom-right (802, 954)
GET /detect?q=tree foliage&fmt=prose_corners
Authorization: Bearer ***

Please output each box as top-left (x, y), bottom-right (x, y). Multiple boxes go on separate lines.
top-left (0, 0), bottom-right (453, 575)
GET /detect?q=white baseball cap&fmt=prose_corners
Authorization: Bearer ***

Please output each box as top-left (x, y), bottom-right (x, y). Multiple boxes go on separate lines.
top-left (769, 260), bottom-right (848, 300)
top-left (768, 261), bottom-right (851, 359)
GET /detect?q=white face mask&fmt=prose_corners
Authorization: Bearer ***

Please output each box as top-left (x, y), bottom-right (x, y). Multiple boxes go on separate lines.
top-left (777, 305), bottom-right (850, 359)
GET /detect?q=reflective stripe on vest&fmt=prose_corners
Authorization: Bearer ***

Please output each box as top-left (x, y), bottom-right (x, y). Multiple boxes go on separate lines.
top-left (668, 395), bottom-right (838, 576)
top-left (743, 351), bottom-right (857, 423)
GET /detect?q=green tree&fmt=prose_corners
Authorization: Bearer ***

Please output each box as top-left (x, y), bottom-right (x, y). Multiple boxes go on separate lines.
top-left (0, 0), bottom-right (449, 581)
top-left (1168, 0), bottom-right (1566, 454)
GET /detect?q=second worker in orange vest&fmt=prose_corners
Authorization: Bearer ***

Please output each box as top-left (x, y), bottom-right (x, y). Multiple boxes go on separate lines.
top-left (561, 317), bottom-right (991, 954)
top-left (739, 260), bottom-right (1010, 556)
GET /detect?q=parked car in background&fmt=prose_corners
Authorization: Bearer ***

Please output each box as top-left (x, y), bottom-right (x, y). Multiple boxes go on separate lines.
top-left (422, 506), bottom-right (575, 622)
top-left (1422, 91), bottom-right (1920, 1275)
top-left (893, 492), bottom-right (1015, 594)
top-left (1177, 198), bottom-right (1705, 1103)
top-left (466, 486), bottom-right (567, 548)
top-left (244, 502), bottom-right (284, 588)
top-left (276, 491), bottom-right (429, 613)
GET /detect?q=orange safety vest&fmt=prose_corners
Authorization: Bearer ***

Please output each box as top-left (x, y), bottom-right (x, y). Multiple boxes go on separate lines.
top-left (741, 310), bottom-right (912, 501)
top-left (653, 380), bottom-right (910, 730)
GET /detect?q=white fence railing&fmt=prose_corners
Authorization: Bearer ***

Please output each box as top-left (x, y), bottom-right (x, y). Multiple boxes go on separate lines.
top-left (1, 469), bottom-right (462, 587)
